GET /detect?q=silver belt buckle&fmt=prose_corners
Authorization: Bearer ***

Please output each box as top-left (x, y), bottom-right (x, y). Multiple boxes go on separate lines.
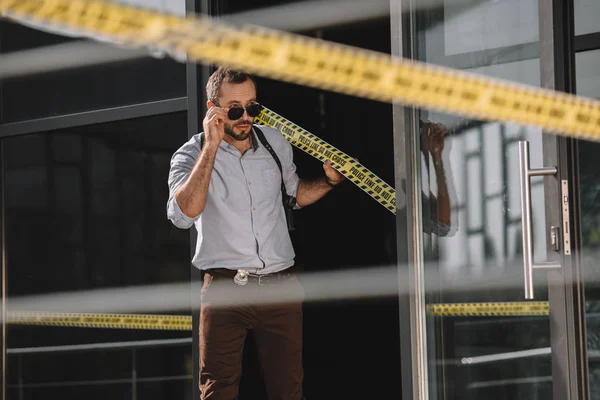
top-left (258, 275), bottom-right (266, 286)
top-left (233, 269), bottom-right (248, 286)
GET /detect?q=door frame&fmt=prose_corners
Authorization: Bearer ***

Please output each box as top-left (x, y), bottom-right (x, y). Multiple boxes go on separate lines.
top-left (392, 0), bottom-right (589, 399)
top-left (390, 0), bottom-right (427, 399)
top-left (541, 0), bottom-right (589, 399)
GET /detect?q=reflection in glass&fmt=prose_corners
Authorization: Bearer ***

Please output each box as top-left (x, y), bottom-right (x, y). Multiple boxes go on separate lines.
top-left (410, 2), bottom-right (552, 398)
top-left (0, 20), bottom-right (186, 123)
top-left (576, 49), bottom-right (600, 400)
top-left (441, 0), bottom-right (538, 55)
top-left (574, 0), bottom-right (600, 36)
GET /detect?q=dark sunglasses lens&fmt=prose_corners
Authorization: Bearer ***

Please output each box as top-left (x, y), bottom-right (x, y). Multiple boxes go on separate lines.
top-left (228, 107), bottom-right (244, 120)
top-left (246, 104), bottom-right (263, 117)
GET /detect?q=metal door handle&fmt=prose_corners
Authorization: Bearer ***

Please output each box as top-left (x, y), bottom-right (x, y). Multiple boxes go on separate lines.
top-left (518, 141), bottom-right (561, 300)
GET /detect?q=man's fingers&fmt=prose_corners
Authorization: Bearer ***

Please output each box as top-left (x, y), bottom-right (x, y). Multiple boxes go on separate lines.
top-left (206, 115), bottom-right (219, 125)
top-left (208, 113), bottom-right (225, 124)
top-left (206, 107), bottom-right (227, 120)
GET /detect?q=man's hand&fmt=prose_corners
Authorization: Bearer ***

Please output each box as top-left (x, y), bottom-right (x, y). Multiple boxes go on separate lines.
top-left (203, 107), bottom-right (226, 147)
top-left (421, 121), bottom-right (450, 159)
top-left (323, 160), bottom-right (345, 186)
top-left (297, 159), bottom-right (346, 207)
top-left (174, 108), bottom-right (225, 220)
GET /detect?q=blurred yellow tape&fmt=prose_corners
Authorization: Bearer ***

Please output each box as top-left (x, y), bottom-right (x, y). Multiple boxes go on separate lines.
top-left (7, 311), bottom-right (192, 330)
top-left (6, 303), bottom-right (549, 331)
top-left (2, 0), bottom-right (600, 141)
top-left (426, 302), bottom-right (549, 317)
top-left (259, 108), bottom-right (396, 213)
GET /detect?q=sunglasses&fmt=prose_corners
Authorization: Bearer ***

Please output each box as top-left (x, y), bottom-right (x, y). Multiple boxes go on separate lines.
top-left (223, 103), bottom-right (263, 120)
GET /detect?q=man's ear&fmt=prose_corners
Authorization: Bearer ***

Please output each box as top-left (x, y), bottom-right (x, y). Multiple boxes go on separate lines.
top-left (207, 100), bottom-right (216, 109)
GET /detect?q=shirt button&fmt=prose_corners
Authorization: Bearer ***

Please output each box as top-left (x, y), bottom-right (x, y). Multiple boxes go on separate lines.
top-left (248, 181), bottom-right (252, 185)
top-left (252, 207), bottom-right (257, 211)
top-left (256, 232), bottom-right (260, 237)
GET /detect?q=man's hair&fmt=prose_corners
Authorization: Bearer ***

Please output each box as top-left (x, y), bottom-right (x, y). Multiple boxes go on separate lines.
top-left (206, 66), bottom-right (257, 104)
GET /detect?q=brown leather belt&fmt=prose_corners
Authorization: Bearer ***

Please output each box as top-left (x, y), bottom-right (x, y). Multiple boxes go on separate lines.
top-left (206, 268), bottom-right (295, 285)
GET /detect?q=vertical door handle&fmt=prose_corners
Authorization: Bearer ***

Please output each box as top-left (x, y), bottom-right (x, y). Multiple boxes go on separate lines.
top-left (518, 141), bottom-right (561, 300)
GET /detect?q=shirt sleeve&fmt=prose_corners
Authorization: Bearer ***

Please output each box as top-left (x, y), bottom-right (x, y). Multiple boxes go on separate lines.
top-left (167, 138), bottom-right (201, 229)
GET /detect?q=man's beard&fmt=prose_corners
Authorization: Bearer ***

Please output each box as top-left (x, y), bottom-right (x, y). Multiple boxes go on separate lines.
top-left (225, 120), bottom-right (254, 141)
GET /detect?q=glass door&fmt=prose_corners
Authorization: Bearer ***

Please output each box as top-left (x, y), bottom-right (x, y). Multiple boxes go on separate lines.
top-left (393, 0), bottom-right (585, 399)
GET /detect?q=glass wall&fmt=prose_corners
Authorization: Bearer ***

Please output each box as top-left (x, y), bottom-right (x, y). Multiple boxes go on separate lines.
top-left (407, 1), bottom-right (553, 398)
top-left (574, 0), bottom-right (600, 397)
top-left (4, 113), bottom-right (191, 399)
top-left (1, 1), bottom-right (191, 396)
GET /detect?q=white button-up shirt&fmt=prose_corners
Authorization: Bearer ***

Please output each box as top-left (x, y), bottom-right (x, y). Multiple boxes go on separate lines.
top-left (167, 126), bottom-right (301, 275)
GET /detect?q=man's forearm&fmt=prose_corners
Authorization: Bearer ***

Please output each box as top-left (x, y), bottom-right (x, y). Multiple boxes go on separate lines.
top-left (174, 143), bottom-right (218, 218)
top-left (296, 176), bottom-right (335, 207)
top-left (433, 156), bottom-right (451, 226)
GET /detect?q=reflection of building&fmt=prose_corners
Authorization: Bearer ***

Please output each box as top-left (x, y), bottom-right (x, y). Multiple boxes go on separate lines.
top-left (432, 123), bottom-right (546, 276)
top-left (2, 0), bottom-right (600, 400)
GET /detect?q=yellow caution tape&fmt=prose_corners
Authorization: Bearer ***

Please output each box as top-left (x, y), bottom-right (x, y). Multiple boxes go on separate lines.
top-left (5, 303), bottom-right (549, 331)
top-left (259, 108), bottom-right (396, 213)
top-left (426, 302), bottom-right (549, 317)
top-left (7, 311), bottom-right (192, 330)
top-left (2, 0), bottom-right (600, 142)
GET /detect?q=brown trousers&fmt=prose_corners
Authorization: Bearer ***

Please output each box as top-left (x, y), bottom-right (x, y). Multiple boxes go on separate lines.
top-left (199, 270), bottom-right (304, 400)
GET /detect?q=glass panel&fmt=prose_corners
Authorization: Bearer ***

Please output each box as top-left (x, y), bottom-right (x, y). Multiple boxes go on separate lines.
top-left (220, 0), bottom-right (294, 13)
top-left (119, 0), bottom-right (186, 15)
top-left (411, 2), bottom-right (552, 398)
top-left (575, 0), bottom-right (600, 36)
top-left (576, 49), bottom-right (600, 400)
top-left (576, 50), bottom-right (600, 99)
top-left (0, 19), bottom-right (186, 123)
top-left (441, 0), bottom-right (539, 55)
top-left (5, 113), bottom-right (192, 399)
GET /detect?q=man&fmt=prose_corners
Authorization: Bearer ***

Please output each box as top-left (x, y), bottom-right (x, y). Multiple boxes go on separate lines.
top-left (167, 66), bottom-right (345, 400)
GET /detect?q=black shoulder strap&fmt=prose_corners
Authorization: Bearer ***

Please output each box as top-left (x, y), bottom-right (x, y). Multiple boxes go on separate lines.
top-left (199, 132), bottom-right (205, 149)
top-left (254, 126), bottom-right (283, 174)
top-left (253, 126), bottom-right (295, 231)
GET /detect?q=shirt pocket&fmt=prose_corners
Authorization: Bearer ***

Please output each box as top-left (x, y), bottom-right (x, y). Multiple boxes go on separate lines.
top-left (258, 166), bottom-right (282, 205)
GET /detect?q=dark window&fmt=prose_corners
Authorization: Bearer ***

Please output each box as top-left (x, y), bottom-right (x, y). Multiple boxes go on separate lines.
top-left (5, 112), bottom-right (192, 399)
top-left (0, 21), bottom-right (186, 123)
